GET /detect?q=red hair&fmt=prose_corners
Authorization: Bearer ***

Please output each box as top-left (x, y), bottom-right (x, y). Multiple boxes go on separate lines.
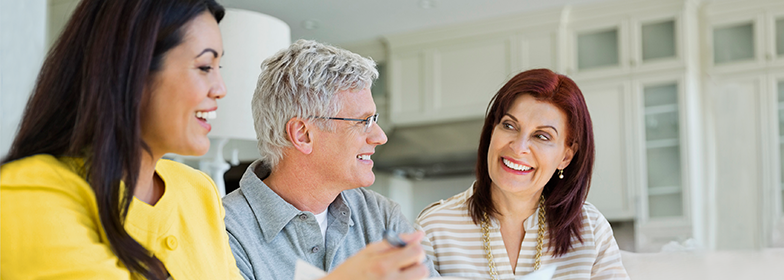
top-left (467, 68), bottom-right (595, 257)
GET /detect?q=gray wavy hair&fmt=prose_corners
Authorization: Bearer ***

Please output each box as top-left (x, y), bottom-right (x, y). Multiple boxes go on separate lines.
top-left (252, 39), bottom-right (378, 170)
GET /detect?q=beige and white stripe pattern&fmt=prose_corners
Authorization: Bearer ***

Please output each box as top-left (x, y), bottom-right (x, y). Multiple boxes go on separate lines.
top-left (416, 186), bottom-right (629, 279)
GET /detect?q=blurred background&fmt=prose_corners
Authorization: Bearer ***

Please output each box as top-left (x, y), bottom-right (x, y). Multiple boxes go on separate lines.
top-left (3, 0), bottom-right (784, 255)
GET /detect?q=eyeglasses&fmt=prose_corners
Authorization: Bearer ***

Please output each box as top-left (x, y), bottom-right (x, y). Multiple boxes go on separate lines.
top-left (313, 113), bottom-right (379, 132)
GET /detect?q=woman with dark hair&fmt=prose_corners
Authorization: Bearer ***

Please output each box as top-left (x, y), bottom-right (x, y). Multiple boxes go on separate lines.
top-left (0, 0), bottom-right (242, 279)
top-left (416, 69), bottom-right (629, 279)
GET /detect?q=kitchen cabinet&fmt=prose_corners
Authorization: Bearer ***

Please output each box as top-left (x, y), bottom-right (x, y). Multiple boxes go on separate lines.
top-left (706, 1), bottom-right (784, 74)
top-left (634, 74), bottom-right (701, 252)
top-left (580, 80), bottom-right (637, 221)
top-left (388, 36), bottom-right (515, 126)
top-left (579, 72), bottom-right (699, 252)
top-left (567, 0), bottom-right (702, 252)
top-left (704, 73), bottom-right (771, 249)
top-left (385, 10), bottom-right (563, 126)
top-left (566, 0), bottom-right (686, 80)
top-left (705, 0), bottom-right (784, 249)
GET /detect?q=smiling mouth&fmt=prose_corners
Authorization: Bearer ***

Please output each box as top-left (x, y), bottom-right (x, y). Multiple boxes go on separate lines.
top-left (196, 111), bottom-right (216, 121)
top-left (503, 158), bottom-right (532, 171)
top-left (357, 154), bottom-right (371, 160)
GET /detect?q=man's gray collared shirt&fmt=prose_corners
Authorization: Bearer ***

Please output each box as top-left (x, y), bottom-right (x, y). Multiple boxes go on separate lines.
top-left (223, 160), bottom-right (438, 280)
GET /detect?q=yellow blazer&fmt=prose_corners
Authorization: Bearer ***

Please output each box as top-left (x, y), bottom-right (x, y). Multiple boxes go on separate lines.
top-left (1, 154), bottom-right (242, 279)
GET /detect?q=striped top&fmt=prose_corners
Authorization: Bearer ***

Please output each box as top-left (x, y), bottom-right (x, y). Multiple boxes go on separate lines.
top-left (416, 185), bottom-right (629, 279)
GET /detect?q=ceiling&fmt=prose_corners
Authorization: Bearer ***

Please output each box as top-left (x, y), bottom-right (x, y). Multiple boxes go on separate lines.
top-left (219, 0), bottom-right (611, 46)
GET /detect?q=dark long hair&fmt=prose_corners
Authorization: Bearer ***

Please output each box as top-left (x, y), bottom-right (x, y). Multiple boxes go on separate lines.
top-left (2, 0), bottom-right (224, 278)
top-left (467, 68), bottom-right (595, 257)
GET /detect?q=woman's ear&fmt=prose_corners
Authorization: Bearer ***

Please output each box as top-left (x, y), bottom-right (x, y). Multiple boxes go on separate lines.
top-left (558, 142), bottom-right (578, 170)
top-left (286, 118), bottom-right (313, 155)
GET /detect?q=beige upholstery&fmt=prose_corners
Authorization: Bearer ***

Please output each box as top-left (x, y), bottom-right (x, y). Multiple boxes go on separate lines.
top-left (621, 249), bottom-right (784, 279)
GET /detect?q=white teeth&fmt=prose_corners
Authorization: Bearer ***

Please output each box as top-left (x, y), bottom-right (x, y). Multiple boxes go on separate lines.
top-left (196, 111), bottom-right (217, 120)
top-left (357, 155), bottom-right (371, 160)
top-left (502, 158), bottom-right (531, 171)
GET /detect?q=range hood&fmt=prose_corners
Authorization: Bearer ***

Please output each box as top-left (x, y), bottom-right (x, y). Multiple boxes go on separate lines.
top-left (373, 119), bottom-right (484, 179)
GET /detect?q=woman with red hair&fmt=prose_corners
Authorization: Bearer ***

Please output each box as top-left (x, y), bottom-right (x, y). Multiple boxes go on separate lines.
top-left (416, 69), bottom-right (629, 279)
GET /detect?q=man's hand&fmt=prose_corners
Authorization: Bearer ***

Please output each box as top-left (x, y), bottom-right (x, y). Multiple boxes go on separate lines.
top-left (322, 231), bottom-right (429, 280)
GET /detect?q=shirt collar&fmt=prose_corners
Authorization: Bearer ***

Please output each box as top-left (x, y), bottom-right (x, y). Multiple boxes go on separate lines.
top-left (238, 160), bottom-right (355, 242)
top-left (486, 207), bottom-right (540, 231)
top-left (239, 160), bottom-right (302, 243)
top-left (328, 192), bottom-right (354, 227)
top-left (523, 206), bottom-right (541, 231)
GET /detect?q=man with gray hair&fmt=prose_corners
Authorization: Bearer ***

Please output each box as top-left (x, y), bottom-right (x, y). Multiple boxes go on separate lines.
top-left (223, 39), bottom-right (437, 280)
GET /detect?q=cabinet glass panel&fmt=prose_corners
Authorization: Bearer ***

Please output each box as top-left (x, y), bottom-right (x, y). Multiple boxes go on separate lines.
top-left (649, 193), bottom-right (683, 217)
top-left (577, 29), bottom-right (619, 70)
top-left (644, 83), bottom-right (682, 218)
top-left (777, 18), bottom-right (784, 56)
top-left (645, 112), bottom-right (679, 141)
top-left (713, 22), bottom-right (755, 64)
top-left (644, 84), bottom-right (678, 106)
top-left (642, 20), bottom-right (676, 61)
top-left (644, 84), bottom-right (679, 141)
top-left (646, 146), bottom-right (682, 189)
top-left (646, 146), bottom-right (683, 218)
top-left (779, 80), bottom-right (784, 137)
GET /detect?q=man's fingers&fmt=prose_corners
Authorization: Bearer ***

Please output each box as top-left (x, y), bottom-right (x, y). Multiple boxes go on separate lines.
top-left (378, 238), bottom-right (425, 271)
top-left (363, 238), bottom-right (398, 254)
top-left (366, 230), bottom-right (425, 254)
top-left (398, 231), bottom-right (425, 244)
top-left (397, 263), bottom-right (429, 280)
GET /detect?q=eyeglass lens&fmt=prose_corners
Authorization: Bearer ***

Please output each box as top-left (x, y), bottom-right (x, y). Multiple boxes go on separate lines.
top-left (365, 114), bottom-right (379, 132)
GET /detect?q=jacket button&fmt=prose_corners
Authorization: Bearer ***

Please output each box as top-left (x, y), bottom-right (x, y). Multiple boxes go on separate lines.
top-left (165, 236), bottom-right (178, 250)
top-left (299, 214), bottom-right (308, 220)
top-left (310, 246), bottom-right (320, 253)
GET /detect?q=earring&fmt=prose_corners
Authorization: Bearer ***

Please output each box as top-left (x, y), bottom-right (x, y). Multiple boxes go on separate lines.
top-left (558, 169), bottom-right (564, 179)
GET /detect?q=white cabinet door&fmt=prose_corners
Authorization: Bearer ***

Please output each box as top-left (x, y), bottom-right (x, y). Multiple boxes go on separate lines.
top-left (581, 81), bottom-right (636, 220)
top-left (707, 74), bottom-right (767, 250)
top-left (632, 74), bottom-right (699, 252)
top-left (389, 52), bottom-right (427, 124)
top-left (388, 32), bottom-right (558, 126)
top-left (433, 38), bottom-right (511, 122)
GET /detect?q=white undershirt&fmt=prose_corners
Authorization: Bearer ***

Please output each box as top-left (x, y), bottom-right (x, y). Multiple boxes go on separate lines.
top-left (314, 209), bottom-right (329, 243)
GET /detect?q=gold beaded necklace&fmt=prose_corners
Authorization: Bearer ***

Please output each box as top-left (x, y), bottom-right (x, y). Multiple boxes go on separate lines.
top-left (481, 196), bottom-right (546, 280)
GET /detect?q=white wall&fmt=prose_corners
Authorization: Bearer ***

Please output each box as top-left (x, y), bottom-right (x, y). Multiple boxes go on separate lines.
top-left (0, 0), bottom-right (47, 159)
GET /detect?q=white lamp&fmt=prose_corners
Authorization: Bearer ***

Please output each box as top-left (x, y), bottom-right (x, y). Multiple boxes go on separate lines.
top-left (202, 9), bottom-right (291, 196)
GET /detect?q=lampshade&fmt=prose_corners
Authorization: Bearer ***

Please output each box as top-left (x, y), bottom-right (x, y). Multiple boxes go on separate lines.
top-left (212, 9), bottom-right (291, 140)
